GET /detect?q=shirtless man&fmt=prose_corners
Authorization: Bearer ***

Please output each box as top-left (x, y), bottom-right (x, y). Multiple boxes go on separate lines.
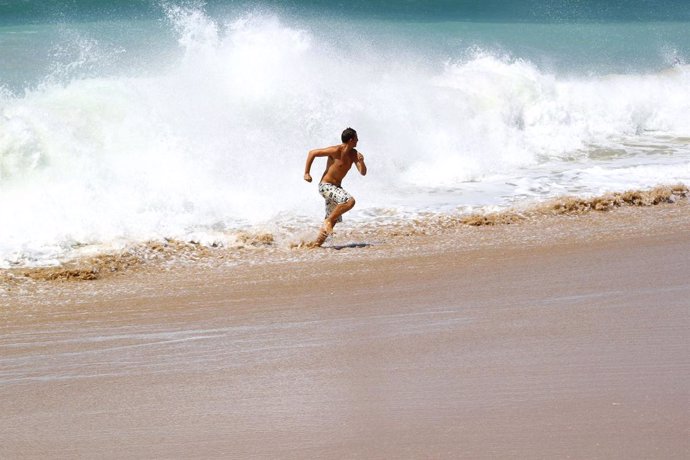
top-left (304, 127), bottom-right (367, 246)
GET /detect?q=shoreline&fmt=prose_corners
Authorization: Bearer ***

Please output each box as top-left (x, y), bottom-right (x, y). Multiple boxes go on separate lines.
top-left (2, 183), bottom-right (687, 287)
top-left (2, 188), bottom-right (689, 458)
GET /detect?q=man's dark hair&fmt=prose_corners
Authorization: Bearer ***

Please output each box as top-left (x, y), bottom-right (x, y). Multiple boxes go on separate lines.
top-left (341, 127), bottom-right (357, 143)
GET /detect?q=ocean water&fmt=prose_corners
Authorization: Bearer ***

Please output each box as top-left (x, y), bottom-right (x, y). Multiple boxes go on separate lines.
top-left (1, 1), bottom-right (690, 267)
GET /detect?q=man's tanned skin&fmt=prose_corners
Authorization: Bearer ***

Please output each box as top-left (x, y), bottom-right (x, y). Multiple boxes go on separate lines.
top-left (304, 128), bottom-right (367, 246)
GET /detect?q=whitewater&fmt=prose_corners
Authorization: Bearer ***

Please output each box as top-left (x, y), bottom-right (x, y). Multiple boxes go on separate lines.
top-left (1, 3), bottom-right (690, 267)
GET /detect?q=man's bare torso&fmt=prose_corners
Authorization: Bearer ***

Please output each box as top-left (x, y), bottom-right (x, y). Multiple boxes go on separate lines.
top-left (320, 145), bottom-right (357, 186)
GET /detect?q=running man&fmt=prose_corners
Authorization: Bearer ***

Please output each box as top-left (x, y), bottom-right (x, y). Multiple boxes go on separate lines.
top-left (304, 127), bottom-right (367, 246)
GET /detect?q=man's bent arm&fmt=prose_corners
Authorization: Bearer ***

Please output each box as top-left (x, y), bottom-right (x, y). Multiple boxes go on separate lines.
top-left (304, 146), bottom-right (337, 182)
top-left (355, 152), bottom-right (367, 176)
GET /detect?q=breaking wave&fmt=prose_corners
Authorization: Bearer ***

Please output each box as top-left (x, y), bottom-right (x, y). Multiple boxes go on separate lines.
top-left (1, 5), bottom-right (690, 267)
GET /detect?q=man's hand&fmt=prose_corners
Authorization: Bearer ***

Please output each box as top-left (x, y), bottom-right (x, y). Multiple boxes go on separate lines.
top-left (356, 152), bottom-right (364, 162)
top-left (304, 173), bottom-right (312, 183)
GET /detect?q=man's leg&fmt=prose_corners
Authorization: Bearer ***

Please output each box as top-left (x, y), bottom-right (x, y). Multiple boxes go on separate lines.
top-left (324, 197), bottom-right (355, 233)
top-left (313, 197), bottom-right (355, 246)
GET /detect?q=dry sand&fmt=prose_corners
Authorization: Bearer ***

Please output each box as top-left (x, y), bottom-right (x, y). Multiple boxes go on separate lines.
top-left (1, 202), bottom-right (689, 459)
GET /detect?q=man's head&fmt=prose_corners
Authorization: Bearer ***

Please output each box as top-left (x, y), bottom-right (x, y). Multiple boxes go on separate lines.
top-left (341, 127), bottom-right (358, 145)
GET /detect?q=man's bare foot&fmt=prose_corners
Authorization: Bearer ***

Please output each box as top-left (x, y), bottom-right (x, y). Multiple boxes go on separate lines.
top-left (309, 219), bottom-right (335, 248)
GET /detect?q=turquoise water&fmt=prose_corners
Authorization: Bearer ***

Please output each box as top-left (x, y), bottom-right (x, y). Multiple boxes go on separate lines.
top-left (1, 1), bottom-right (690, 266)
top-left (2, 1), bottom-right (689, 23)
top-left (2, 2), bottom-right (689, 90)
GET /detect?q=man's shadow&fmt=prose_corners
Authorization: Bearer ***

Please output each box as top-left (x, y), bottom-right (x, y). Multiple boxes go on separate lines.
top-left (326, 242), bottom-right (372, 250)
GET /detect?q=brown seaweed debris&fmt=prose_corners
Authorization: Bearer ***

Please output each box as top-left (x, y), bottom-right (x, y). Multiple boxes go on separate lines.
top-left (13, 231), bottom-right (277, 282)
top-left (459, 183), bottom-right (688, 227)
top-left (539, 184), bottom-right (688, 216)
top-left (236, 232), bottom-right (274, 247)
top-left (17, 240), bottom-right (192, 282)
top-left (20, 251), bottom-right (145, 282)
top-left (21, 267), bottom-right (101, 282)
top-left (460, 212), bottom-right (526, 227)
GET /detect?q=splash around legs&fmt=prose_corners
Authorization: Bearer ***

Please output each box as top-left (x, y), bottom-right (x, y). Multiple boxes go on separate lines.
top-left (313, 197), bottom-right (356, 247)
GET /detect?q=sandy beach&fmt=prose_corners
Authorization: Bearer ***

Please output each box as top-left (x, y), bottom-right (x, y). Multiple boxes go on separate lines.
top-left (3, 0), bottom-right (690, 456)
top-left (2, 201), bottom-right (689, 459)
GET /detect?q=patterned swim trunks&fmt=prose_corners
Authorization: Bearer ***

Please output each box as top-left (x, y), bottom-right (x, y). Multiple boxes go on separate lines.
top-left (318, 182), bottom-right (353, 223)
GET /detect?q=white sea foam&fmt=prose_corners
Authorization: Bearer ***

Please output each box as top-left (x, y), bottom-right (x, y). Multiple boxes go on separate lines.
top-left (1, 8), bottom-right (690, 266)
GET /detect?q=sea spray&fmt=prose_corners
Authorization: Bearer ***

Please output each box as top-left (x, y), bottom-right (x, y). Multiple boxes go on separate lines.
top-left (1, 4), bottom-right (690, 267)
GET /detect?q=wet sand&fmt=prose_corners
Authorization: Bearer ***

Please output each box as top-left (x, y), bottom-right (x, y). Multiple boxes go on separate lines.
top-left (2, 204), bottom-right (690, 459)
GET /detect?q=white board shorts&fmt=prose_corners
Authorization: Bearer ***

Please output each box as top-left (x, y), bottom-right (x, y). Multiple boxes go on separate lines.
top-left (318, 182), bottom-right (353, 223)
